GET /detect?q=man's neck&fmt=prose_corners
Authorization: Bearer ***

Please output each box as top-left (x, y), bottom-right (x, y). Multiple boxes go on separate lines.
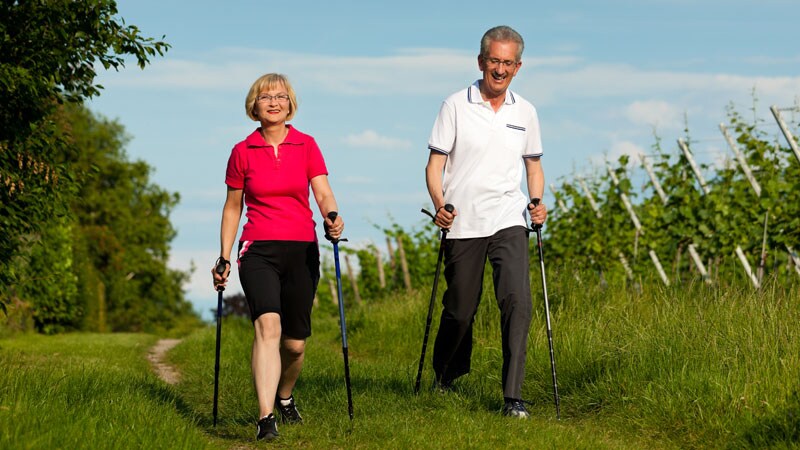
top-left (478, 81), bottom-right (507, 112)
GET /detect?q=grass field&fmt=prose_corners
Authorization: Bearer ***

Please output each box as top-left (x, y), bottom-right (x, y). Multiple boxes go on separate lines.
top-left (2, 271), bottom-right (799, 449)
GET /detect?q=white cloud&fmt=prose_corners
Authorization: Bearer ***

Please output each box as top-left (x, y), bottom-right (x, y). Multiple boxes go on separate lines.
top-left (589, 141), bottom-right (645, 168)
top-left (516, 64), bottom-right (800, 107)
top-left (624, 100), bottom-right (683, 129)
top-left (99, 48), bottom-right (800, 112)
top-left (98, 48), bottom-right (575, 96)
top-left (342, 130), bottom-right (412, 150)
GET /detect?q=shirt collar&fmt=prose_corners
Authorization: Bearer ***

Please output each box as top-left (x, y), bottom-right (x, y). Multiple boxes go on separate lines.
top-left (467, 80), bottom-right (516, 105)
top-left (245, 124), bottom-right (302, 147)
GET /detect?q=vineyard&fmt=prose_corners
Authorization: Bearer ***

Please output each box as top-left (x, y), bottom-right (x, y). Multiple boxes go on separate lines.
top-left (299, 102), bottom-right (800, 312)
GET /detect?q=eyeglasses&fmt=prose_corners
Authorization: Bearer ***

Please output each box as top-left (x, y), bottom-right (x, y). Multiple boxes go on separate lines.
top-left (484, 57), bottom-right (518, 68)
top-left (256, 94), bottom-right (290, 103)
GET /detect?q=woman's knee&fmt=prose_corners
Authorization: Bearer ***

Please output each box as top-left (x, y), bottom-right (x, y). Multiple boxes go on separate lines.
top-left (281, 338), bottom-right (306, 359)
top-left (253, 313), bottom-right (282, 342)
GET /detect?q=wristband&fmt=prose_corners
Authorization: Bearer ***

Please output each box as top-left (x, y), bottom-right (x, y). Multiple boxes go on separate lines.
top-left (215, 256), bottom-right (230, 267)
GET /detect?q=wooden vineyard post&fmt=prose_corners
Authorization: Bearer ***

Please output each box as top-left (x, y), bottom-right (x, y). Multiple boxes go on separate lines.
top-left (386, 236), bottom-right (396, 270)
top-left (396, 235), bottom-right (412, 291)
top-left (687, 244), bottom-right (711, 284)
top-left (758, 212), bottom-right (769, 284)
top-left (618, 252), bottom-right (634, 281)
top-left (720, 123), bottom-right (762, 197)
top-left (344, 254), bottom-right (362, 304)
top-left (578, 177), bottom-right (602, 218)
top-left (375, 246), bottom-right (386, 289)
top-left (549, 183), bottom-right (570, 213)
top-left (678, 138), bottom-right (710, 195)
top-left (770, 105), bottom-right (800, 165)
top-left (735, 247), bottom-right (760, 289)
top-left (606, 163), bottom-right (670, 284)
top-left (649, 250), bottom-right (670, 286)
top-left (641, 154), bottom-right (668, 205)
top-left (606, 164), bottom-right (643, 232)
top-left (329, 279), bottom-right (338, 305)
top-left (786, 245), bottom-right (800, 278)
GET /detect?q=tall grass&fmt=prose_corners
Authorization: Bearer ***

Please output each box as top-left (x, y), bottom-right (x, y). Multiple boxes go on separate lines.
top-left (169, 270), bottom-right (799, 448)
top-left (2, 270), bottom-right (797, 449)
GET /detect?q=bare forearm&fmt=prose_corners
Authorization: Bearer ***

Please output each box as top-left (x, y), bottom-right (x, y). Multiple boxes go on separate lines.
top-left (425, 152), bottom-right (447, 210)
top-left (525, 158), bottom-right (544, 200)
top-left (219, 203), bottom-right (242, 260)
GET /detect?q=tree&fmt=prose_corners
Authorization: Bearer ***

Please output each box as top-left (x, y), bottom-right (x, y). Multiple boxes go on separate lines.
top-left (0, 1), bottom-right (170, 326)
top-left (64, 104), bottom-right (197, 332)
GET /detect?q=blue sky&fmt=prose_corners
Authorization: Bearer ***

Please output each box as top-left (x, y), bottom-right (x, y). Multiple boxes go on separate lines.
top-left (88, 0), bottom-right (800, 319)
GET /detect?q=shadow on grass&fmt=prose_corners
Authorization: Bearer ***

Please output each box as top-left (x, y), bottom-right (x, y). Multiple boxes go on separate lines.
top-left (739, 390), bottom-right (800, 448)
top-left (135, 372), bottom-right (253, 443)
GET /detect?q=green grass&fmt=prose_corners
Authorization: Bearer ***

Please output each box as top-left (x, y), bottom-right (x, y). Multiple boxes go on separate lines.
top-left (2, 272), bottom-right (799, 449)
top-left (168, 272), bottom-right (800, 448)
top-left (0, 333), bottom-right (218, 450)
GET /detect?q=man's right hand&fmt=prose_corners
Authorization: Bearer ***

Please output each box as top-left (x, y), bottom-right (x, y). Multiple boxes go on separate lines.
top-left (435, 205), bottom-right (457, 229)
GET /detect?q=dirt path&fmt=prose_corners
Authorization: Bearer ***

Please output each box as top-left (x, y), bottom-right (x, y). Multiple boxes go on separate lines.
top-left (148, 338), bottom-right (182, 385)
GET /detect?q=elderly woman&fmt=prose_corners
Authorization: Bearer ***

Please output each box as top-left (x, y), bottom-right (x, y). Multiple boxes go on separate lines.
top-left (212, 73), bottom-right (344, 441)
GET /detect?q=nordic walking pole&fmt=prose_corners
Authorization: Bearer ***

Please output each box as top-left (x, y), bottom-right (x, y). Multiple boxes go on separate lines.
top-left (326, 211), bottom-right (354, 420)
top-left (212, 257), bottom-right (228, 427)
top-left (414, 203), bottom-right (454, 394)
top-left (530, 198), bottom-right (560, 419)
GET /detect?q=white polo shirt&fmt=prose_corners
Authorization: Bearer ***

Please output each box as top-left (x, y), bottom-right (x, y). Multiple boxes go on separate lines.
top-left (428, 80), bottom-right (543, 239)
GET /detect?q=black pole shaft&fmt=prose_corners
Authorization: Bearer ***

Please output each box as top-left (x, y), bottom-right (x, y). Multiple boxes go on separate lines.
top-left (327, 211), bottom-right (354, 420)
top-left (414, 228), bottom-right (447, 394)
top-left (531, 197), bottom-right (560, 419)
top-left (332, 240), bottom-right (354, 420)
top-left (212, 288), bottom-right (223, 426)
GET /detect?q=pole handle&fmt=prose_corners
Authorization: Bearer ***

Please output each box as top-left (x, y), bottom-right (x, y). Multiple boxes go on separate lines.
top-left (215, 257), bottom-right (229, 292)
top-left (530, 197), bottom-right (542, 231)
top-left (325, 211), bottom-right (347, 244)
top-left (421, 204), bottom-right (454, 232)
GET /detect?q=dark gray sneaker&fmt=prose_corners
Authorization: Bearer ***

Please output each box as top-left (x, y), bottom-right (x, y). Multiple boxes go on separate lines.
top-left (276, 395), bottom-right (303, 424)
top-left (256, 413), bottom-right (279, 440)
top-left (502, 399), bottom-right (530, 418)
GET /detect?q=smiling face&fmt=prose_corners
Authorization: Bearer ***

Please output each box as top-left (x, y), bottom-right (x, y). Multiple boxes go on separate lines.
top-left (253, 84), bottom-right (291, 126)
top-left (477, 40), bottom-right (522, 100)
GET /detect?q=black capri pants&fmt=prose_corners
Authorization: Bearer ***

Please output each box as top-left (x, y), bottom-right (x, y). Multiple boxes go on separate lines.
top-left (237, 240), bottom-right (320, 339)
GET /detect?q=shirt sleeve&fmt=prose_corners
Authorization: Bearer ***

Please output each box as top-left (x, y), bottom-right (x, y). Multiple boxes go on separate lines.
top-left (428, 100), bottom-right (455, 155)
top-left (225, 144), bottom-right (246, 189)
top-left (523, 105), bottom-right (543, 158)
top-left (306, 137), bottom-right (329, 179)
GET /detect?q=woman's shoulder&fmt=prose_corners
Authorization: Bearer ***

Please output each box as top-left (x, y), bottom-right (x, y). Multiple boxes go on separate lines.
top-left (285, 126), bottom-right (321, 151)
top-left (286, 125), bottom-right (316, 142)
top-left (231, 129), bottom-right (264, 152)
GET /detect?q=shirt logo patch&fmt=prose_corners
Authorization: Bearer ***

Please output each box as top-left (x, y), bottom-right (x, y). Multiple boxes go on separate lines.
top-left (506, 124), bottom-right (526, 131)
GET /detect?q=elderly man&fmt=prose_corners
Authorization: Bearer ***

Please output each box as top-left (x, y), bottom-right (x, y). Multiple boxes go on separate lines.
top-left (425, 25), bottom-right (547, 418)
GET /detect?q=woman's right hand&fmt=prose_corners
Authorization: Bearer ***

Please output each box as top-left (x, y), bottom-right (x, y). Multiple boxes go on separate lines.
top-left (212, 258), bottom-right (231, 290)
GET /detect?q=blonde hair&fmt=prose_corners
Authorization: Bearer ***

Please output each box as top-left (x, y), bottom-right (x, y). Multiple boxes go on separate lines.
top-left (245, 73), bottom-right (299, 122)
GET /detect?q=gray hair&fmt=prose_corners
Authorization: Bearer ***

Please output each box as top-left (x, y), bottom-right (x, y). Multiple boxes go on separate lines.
top-left (480, 25), bottom-right (524, 61)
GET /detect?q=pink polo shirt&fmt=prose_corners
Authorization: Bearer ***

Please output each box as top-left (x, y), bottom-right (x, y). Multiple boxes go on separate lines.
top-left (225, 126), bottom-right (328, 242)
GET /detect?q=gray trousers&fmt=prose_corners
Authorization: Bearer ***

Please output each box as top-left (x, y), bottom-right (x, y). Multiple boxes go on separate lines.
top-left (432, 226), bottom-right (533, 399)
